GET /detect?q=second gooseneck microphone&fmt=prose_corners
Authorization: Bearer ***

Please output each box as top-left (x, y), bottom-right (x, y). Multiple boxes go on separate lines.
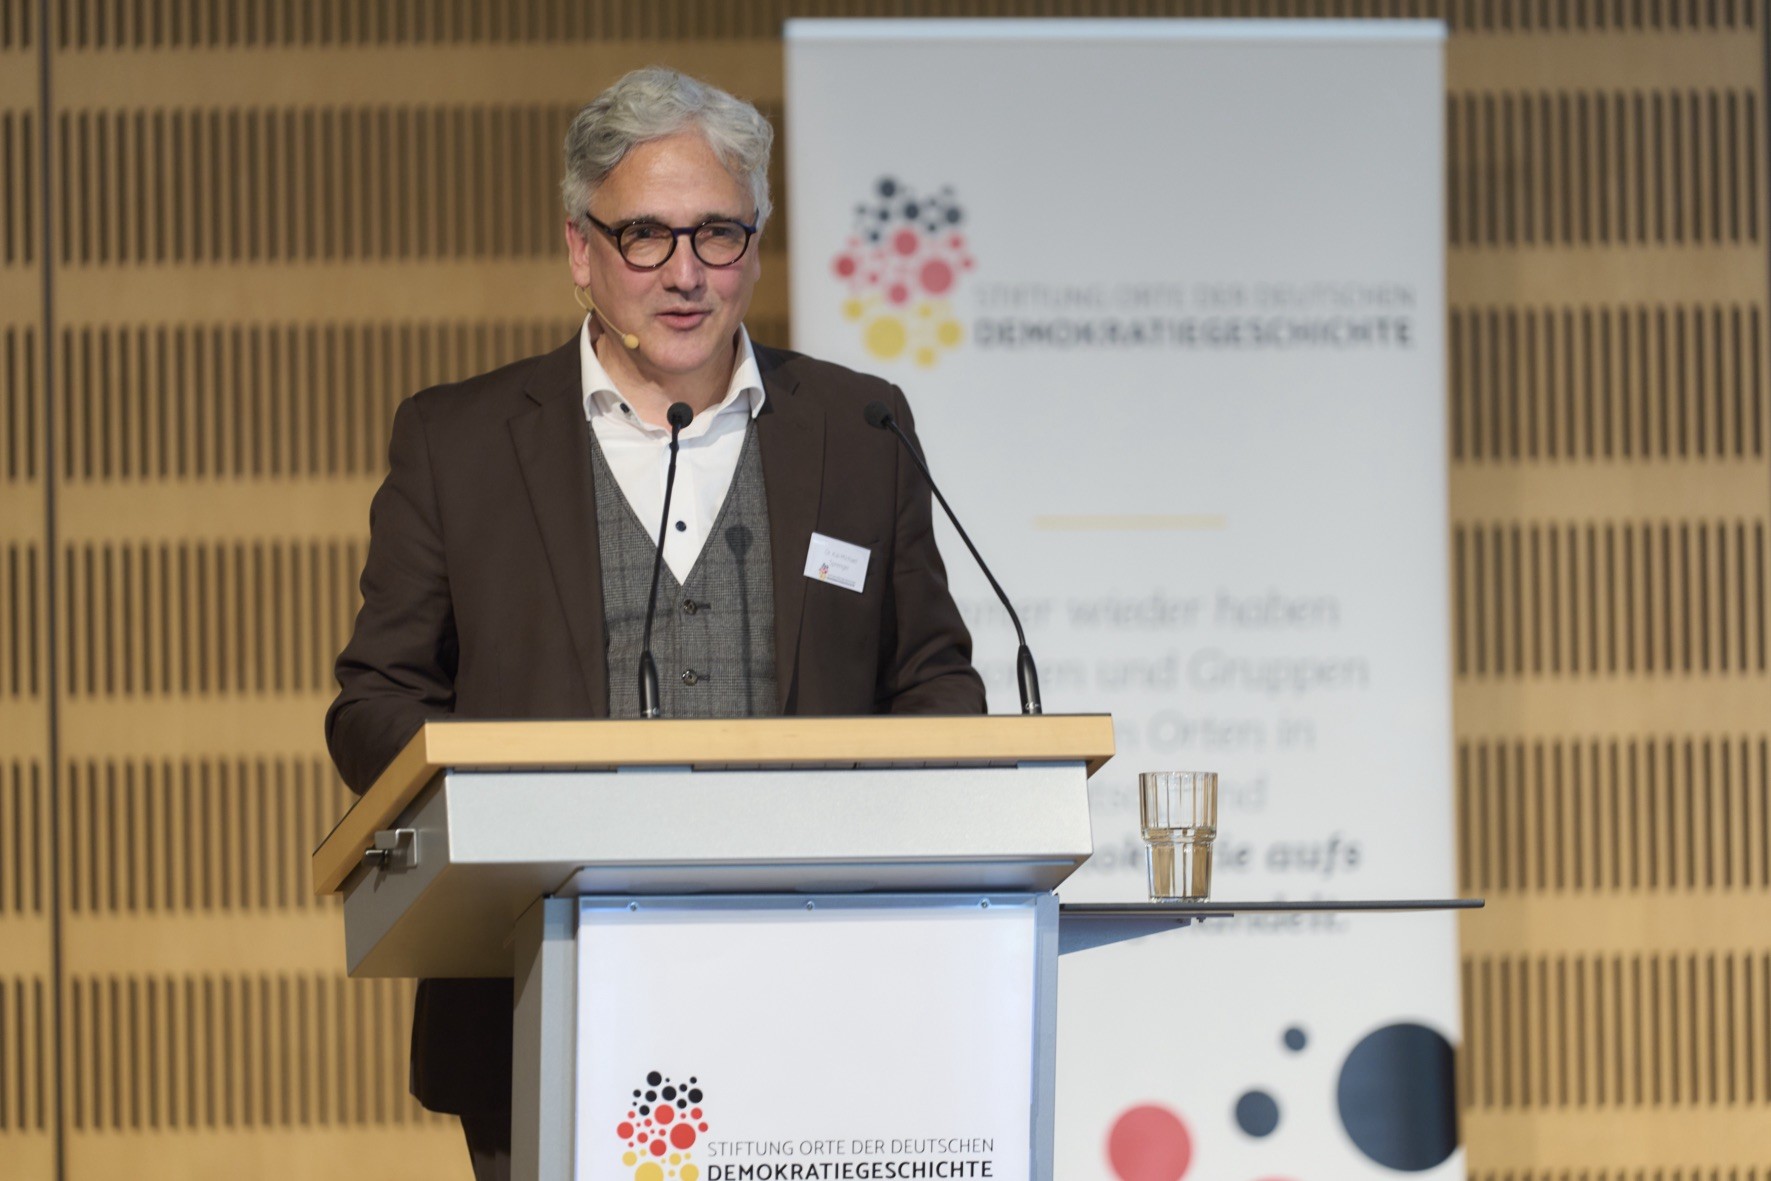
top-left (639, 401), bottom-right (695, 718)
top-left (863, 400), bottom-right (1043, 715)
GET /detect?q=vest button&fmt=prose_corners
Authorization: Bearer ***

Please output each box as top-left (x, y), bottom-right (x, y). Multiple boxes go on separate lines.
top-left (680, 669), bottom-right (699, 686)
top-left (682, 599), bottom-right (698, 615)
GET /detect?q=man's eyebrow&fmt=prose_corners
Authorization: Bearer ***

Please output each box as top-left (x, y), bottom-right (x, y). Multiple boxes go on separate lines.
top-left (611, 210), bottom-right (750, 226)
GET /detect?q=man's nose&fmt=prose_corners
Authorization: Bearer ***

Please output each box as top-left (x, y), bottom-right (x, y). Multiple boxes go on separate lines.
top-left (661, 237), bottom-right (707, 291)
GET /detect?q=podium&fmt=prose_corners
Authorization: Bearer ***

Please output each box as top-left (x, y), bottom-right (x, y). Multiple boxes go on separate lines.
top-left (313, 716), bottom-right (1116, 1181)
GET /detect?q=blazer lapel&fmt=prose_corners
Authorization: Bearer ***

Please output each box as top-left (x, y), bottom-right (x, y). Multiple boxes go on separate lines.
top-left (754, 346), bottom-right (824, 712)
top-left (508, 339), bottom-right (611, 716)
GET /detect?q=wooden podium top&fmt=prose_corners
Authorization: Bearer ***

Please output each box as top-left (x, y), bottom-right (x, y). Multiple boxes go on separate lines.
top-left (313, 715), bottom-right (1115, 895)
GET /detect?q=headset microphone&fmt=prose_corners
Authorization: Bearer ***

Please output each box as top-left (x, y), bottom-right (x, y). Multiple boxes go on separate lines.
top-left (573, 285), bottom-right (640, 350)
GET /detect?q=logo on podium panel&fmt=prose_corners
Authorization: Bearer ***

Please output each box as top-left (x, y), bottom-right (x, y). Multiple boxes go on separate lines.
top-left (614, 1069), bottom-right (709, 1181)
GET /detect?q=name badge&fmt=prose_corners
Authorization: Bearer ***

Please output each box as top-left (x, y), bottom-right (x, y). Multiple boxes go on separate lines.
top-left (803, 532), bottom-right (871, 593)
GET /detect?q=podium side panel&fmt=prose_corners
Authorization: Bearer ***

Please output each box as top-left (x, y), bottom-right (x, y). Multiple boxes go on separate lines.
top-left (513, 897), bottom-right (578, 1181)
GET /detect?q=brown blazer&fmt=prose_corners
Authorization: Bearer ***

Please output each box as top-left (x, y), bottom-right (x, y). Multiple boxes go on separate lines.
top-left (325, 336), bottom-right (984, 1113)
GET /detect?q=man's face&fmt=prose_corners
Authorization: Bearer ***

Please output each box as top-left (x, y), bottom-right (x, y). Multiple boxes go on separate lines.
top-left (566, 132), bottom-right (763, 389)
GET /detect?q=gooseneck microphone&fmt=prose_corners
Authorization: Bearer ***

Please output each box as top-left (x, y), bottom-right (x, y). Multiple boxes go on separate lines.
top-left (863, 400), bottom-right (1043, 715)
top-left (639, 401), bottom-right (695, 718)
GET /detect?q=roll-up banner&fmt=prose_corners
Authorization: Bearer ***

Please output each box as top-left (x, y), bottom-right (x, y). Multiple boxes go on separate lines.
top-left (786, 20), bottom-right (1459, 1180)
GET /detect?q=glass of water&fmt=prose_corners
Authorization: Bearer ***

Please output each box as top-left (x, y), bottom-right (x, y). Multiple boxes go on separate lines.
top-left (1138, 771), bottom-right (1218, 901)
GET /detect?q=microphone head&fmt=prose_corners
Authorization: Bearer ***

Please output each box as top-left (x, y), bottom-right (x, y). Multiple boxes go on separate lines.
top-left (863, 401), bottom-right (893, 430)
top-left (666, 402), bottom-right (694, 430)
top-left (621, 332), bottom-right (640, 350)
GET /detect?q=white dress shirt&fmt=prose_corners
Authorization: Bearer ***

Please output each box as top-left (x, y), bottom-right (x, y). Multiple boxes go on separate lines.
top-left (580, 317), bottom-right (767, 583)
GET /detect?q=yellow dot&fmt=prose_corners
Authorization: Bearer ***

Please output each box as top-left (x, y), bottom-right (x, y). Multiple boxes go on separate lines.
top-left (682, 1167), bottom-right (700, 1181)
top-left (914, 347), bottom-right (937, 367)
top-left (865, 316), bottom-right (908, 359)
top-left (916, 302), bottom-right (934, 318)
top-left (624, 1152), bottom-right (638, 1166)
top-left (636, 1163), bottom-right (664, 1181)
top-left (842, 298), bottom-right (865, 321)
top-left (936, 319), bottom-right (964, 348)
top-left (670, 1154), bottom-right (682, 1164)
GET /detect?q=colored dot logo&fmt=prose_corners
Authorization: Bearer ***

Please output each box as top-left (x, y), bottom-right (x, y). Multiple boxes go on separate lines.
top-left (831, 177), bottom-right (974, 368)
top-left (1106, 1104), bottom-right (1192, 1181)
top-left (615, 1070), bottom-right (707, 1181)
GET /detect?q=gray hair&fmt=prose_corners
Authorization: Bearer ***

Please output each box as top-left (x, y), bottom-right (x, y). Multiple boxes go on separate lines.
top-left (562, 67), bottom-right (775, 232)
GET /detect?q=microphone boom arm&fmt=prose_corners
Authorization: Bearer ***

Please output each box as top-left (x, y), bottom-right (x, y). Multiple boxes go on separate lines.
top-left (873, 405), bottom-right (1043, 715)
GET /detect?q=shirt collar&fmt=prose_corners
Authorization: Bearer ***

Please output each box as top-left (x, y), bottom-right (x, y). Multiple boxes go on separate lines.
top-left (580, 316), bottom-right (766, 434)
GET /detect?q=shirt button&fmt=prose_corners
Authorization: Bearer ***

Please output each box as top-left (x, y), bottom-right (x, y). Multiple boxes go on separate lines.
top-left (674, 520), bottom-right (687, 532)
top-left (680, 669), bottom-right (699, 686)
top-left (681, 599), bottom-right (698, 615)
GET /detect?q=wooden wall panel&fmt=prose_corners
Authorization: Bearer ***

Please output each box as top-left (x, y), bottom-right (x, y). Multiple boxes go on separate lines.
top-left (8, 1), bottom-right (1766, 1179)
top-left (1, 7), bottom-right (54, 1179)
top-left (1445, 4), bottom-right (1771, 1176)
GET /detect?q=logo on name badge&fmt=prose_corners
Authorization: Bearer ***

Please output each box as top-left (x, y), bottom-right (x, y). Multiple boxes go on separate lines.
top-left (830, 176), bottom-right (974, 369)
top-left (803, 533), bottom-right (870, 593)
top-left (613, 1069), bottom-right (708, 1180)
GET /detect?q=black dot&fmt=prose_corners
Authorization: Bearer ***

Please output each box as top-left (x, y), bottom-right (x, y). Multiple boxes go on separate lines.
top-left (647, 1072), bottom-right (662, 1086)
top-left (925, 222), bottom-right (940, 233)
top-left (945, 207), bottom-right (962, 224)
top-left (639, 1105), bottom-right (650, 1115)
top-left (876, 208), bottom-right (890, 221)
top-left (877, 178), bottom-right (897, 197)
top-left (902, 202), bottom-right (920, 219)
top-left (1234, 1090), bottom-right (1280, 1137)
top-left (632, 1090), bottom-right (641, 1098)
top-left (687, 1088), bottom-right (703, 1103)
top-left (676, 1099), bottom-right (688, 1109)
top-left (1337, 1023), bottom-right (1457, 1170)
top-left (661, 1086), bottom-right (677, 1100)
top-left (866, 231), bottom-right (881, 243)
top-left (1284, 1027), bottom-right (1307, 1052)
top-left (674, 520), bottom-right (686, 532)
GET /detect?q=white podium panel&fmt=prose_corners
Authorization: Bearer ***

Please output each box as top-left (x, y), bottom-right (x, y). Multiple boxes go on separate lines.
top-left (574, 896), bottom-right (1049, 1181)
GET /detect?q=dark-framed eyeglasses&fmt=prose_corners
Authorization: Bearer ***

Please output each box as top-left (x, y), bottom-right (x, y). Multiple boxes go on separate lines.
top-left (582, 212), bottom-right (758, 269)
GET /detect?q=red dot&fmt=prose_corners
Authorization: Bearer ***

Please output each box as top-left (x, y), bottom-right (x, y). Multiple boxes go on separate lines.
top-left (893, 228), bottom-right (919, 255)
top-left (649, 1139), bottom-right (668, 1157)
top-left (616, 1122), bottom-right (634, 1138)
top-left (690, 1108), bottom-right (701, 1119)
top-left (887, 284), bottom-right (909, 305)
top-left (833, 255), bottom-right (857, 278)
top-left (949, 234), bottom-right (966, 249)
top-left (1106, 1105), bottom-right (1191, 1181)
top-left (656, 1106), bottom-right (675, 1125)
top-left (919, 260), bottom-right (953, 295)
top-left (698, 1122), bottom-right (708, 1132)
top-left (670, 1124), bottom-right (697, 1150)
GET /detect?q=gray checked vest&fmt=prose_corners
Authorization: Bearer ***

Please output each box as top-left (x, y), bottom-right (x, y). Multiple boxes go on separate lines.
top-left (590, 422), bottom-right (780, 719)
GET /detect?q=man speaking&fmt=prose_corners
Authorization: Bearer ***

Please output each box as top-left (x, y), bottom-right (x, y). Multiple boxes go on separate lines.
top-left (325, 67), bottom-right (984, 1179)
